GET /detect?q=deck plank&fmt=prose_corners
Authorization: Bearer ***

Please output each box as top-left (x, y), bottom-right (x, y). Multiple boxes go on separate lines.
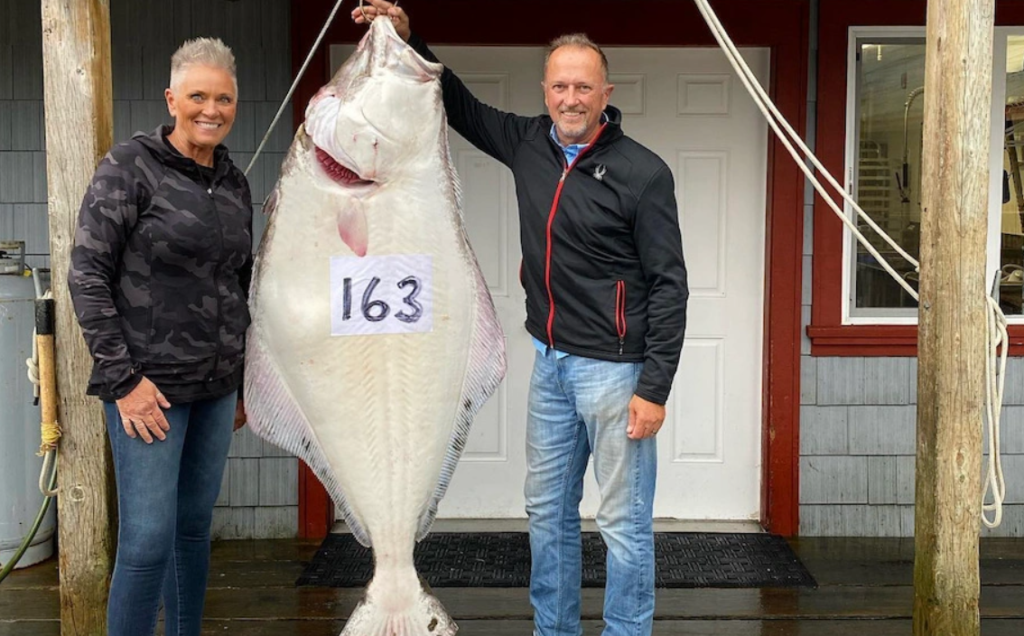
top-left (7, 619), bottom-right (1024, 636)
top-left (4, 537), bottom-right (1024, 634)
top-left (7, 586), bottom-right (1017, 622)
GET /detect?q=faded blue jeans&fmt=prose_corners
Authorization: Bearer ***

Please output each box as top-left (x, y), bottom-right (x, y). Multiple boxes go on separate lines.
top-left (103, 391), bottom-right (236, 636)
top-left (525, 348), bottom-right (658, 636)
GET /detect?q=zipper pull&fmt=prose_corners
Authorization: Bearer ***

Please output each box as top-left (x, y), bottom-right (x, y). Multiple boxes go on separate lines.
top-left (618, 338), bottom-right (624, 356)
top-left (560, 168), bottom-right (567, 183)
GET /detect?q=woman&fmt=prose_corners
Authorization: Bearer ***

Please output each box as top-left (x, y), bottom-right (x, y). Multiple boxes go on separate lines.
top-left (68, 37), bottom-right (252, 636)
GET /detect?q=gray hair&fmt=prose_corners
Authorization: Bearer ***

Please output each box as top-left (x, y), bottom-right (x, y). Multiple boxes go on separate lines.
top-left (545, 33), bottom-right (609, 83)
top-left (169, 37), bottom-right (238, 94)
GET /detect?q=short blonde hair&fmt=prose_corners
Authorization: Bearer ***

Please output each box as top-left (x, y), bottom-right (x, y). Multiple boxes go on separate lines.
top-left (170, 37), bottom-right (238, 94)
top-left (545, 33), bottom-right (609, 83)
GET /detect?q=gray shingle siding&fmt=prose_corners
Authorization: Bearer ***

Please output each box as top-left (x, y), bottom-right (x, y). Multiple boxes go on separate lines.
top-left (0, 0), bottom-right (297, 539)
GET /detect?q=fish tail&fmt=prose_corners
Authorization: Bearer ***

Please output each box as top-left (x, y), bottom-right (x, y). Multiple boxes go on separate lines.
top-left (340, 571), bottom-right (456, 636)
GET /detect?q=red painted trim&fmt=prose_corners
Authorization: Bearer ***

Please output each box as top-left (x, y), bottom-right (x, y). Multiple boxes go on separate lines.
top-left (759, 5), bottom-right (809, 538)
top-left (809, 0), bottom-right (1024, 357)
top-left (807, 324), bottom-right (1024, 357)
top-left (291, 0), bottom-right (809, 538)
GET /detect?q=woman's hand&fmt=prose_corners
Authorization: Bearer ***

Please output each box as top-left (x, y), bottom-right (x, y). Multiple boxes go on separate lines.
top-left (351, 0), bottom-right (410, 42)
top-left (115, 377), bottom-right (171, 443)
top-left (234, 398), bottom-right (247, 431)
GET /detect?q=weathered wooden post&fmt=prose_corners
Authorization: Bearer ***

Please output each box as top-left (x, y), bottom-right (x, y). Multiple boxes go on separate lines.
top-left (914, 0), bottom-right (995, 634)
top-left (39, 1), bottom-right (117, 633)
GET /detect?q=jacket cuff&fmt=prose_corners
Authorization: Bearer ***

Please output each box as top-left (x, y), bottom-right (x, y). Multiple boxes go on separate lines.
top-left (103, 359), bottom-right (143, 400)
top-left (634, 383), bottom-right (668, 406)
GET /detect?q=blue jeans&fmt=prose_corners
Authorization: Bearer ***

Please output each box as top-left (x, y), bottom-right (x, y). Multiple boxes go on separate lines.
top-left (525, 349), bottom-right (657, 636)
top-left (103, 392), bottom-right (236, 636)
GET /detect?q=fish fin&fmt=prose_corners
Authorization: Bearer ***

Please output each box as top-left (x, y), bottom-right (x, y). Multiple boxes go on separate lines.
top-left (416, 261), bottom-right (507, 541)
top-left (244, 329), bottom-right (372, 547)
top-left (262, 186), bottom-right (279, 217)
top-left (340, 570), bottom-right (456, 636)
top-left (337, 201), bottom-right (369, 257)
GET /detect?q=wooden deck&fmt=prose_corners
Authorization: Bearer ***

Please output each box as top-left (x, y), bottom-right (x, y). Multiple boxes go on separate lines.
top-left (2, 536), bottom-right (1024, 634)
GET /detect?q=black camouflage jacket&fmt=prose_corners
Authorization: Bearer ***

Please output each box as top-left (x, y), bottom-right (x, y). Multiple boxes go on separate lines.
top-left (69, 126), bottom-right (253, 403)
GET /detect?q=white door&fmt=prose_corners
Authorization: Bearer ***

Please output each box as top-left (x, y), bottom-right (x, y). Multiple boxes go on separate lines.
top-left (328, 45), bottom-right (769, 522)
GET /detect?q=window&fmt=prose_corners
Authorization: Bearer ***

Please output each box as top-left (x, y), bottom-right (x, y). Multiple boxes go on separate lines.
top-left (847, 37), bottom-right (926, 319)
top-left (842, 28), bottom-right (1024, 323)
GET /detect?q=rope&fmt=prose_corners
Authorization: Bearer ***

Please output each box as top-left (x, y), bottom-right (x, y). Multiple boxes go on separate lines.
top-left (244, 0), bottom-right (348, 177)
top-left (983, 293), bottom-right (1007, 528)
top-left (692, 0), bottom-right (1007, 527)
top-left (25, 336), bottom-right (39, 401)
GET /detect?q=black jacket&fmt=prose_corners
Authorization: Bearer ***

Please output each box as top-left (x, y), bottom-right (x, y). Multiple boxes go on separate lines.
top-left (69, 126), bottom-right (253, 403)
top-left (410, 35), bottom-right (689, 404)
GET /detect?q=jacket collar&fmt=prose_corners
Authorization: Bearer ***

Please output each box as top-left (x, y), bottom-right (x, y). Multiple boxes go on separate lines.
top-left (544, 104), bottom-right (624, 152)
top-left (135, 125), bottom-right (233, 182)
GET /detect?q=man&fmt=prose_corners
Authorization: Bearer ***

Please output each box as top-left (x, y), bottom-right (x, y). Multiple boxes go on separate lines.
top-left (353, 4), bottom-right (689, 635)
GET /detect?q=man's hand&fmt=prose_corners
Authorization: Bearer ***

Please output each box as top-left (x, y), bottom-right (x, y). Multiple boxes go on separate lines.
top-left (115, 376), bottom-right (171, 443)
top-left (234, 398), bottom-right (247, 431)
top-left (627, 395), bottom-right (666, 440)
top-left (351, 0), bottom-right (411, 42)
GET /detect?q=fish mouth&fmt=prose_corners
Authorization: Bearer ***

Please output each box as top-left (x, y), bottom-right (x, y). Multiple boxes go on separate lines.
top-left (315, 146), bottom-right (375, 187)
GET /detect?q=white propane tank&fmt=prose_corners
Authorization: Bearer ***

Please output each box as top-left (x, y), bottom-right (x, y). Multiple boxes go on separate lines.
top-left (0, 241), bottom-right (56, 569)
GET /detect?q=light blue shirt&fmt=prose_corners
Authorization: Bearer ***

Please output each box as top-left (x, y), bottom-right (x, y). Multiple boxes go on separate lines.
top-left (551, 125), bottom-right (590, 166)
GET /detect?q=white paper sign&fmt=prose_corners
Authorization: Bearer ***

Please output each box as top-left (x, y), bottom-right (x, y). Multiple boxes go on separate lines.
top-left (329, 254), bottom-right (433, 336)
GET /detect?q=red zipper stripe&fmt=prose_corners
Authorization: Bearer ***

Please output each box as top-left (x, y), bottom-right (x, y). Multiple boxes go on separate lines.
top-left (616, 280), bottom-right (627, 340)
top-left (544, 123), bottom-right (608, 348)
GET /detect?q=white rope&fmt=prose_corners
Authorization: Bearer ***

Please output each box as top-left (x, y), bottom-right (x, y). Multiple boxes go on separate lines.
top-left (692, 0), bottom-right (920, 275)
top-left (692, 0), bottom-right (1007, 526)
top-left (25, 335), bottom-right (40, 400)
top-left (244, 0), bottom-right (347, 177)
top-left (983, 293), bottom-right (1007, 528)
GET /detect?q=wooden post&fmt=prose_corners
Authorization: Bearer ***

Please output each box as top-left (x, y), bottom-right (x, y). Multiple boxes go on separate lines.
top-left (914, 0), bottom-right (995, 635)
top-left (39, 1), bottom-right (117, 634)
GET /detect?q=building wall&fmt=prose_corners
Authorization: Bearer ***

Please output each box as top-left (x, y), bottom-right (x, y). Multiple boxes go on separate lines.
top-left (8, 0), bottom-right (1020, 539)
top-left (0, 0), bottom-right (299, 539)
top-left (797, 0), bottom-right (1024, 536)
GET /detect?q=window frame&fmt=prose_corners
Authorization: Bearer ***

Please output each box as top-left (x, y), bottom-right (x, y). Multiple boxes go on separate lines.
top-left (840, 27), bottom-right (1011, 326)
top-left (808, 0), bottom-right (1024, 356)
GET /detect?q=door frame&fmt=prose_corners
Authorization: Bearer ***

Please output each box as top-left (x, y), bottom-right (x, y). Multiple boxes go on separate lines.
top-left (289, 0), bottom-right (810, 538)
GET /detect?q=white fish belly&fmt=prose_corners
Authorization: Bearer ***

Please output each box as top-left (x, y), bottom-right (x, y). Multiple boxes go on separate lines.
top-left (254, 170), bottom-right (480, 548)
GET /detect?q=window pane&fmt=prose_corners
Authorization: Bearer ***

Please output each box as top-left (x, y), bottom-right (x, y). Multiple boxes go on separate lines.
top-left (852, 40), bottom-right (926, 314)
top-left (999, 36), bottom-right (1024, 316)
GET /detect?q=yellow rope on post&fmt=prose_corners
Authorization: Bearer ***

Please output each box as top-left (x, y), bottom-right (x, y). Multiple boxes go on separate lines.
top-left (38, 422), bottom-right (61, 456)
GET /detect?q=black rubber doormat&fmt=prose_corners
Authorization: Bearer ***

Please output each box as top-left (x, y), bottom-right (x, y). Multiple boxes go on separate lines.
top-left (295, 532), bottom-right (817, 588)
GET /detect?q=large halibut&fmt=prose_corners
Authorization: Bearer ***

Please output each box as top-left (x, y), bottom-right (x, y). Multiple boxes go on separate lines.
top-left (244, 16), bottom-right (507, 636)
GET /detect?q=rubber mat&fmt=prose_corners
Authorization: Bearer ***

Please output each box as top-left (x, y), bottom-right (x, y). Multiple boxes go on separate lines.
top-left (295, 532), bottom-right (817, 588)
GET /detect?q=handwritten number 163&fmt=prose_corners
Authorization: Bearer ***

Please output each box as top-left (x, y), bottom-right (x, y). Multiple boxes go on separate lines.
top-left (341, 276), bottom-right (424, 324)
